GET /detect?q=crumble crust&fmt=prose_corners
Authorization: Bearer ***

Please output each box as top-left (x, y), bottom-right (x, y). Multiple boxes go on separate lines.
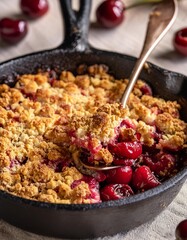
top-left (0, 64), bottom-right (186, 203)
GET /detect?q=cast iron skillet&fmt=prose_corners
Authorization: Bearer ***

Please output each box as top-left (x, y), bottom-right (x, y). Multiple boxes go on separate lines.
top-left (0, 0), bottom-right (187, 239)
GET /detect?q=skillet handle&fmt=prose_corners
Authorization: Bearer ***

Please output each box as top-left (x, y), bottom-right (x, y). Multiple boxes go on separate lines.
top-left (58, 0), bottom-right (92, 51)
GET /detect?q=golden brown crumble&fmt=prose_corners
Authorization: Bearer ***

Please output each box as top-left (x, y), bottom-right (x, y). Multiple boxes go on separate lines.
top-left (0, 64), bottom-right (186, 204)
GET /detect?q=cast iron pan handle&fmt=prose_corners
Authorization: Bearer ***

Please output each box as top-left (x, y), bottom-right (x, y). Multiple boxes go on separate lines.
top-left (58, 0), bottom-right (92, 51)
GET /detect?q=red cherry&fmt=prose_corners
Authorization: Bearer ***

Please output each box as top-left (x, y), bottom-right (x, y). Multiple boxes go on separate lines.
top-left (91, 171), bottom-right (107, 182)
top-left (20, 0), bottom-right (49, 18)
top-left (175, 219), bottom-right (187, 240)
top-left (113, 158), bottom-right (135, 167)
top-left (174, 28), bottom-right (187, 56)
top-left (140, 83), bottom-right (153, 96)
top-left (109, 141), bottom-right (142, 159)
top-left (0, 18), bottom-right (28, 44)
top-left (143, 152), bottom-right (176, 178)
top-left (132, 165), bottom-right (161, 191)
top-left (100, 184), bottom-right (134, 201)
top-left (106, 166), bottom-right (133, 184)
top-left (83, 176), bottom-right (101, 203)
top-left (120, 119), bottom-right (136, 129)
top-left (96, 0), bottom-right (125, 28)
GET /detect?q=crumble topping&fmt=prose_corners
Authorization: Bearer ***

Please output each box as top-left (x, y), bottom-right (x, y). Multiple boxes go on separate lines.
top-left (69, 103), bottom-right (129, 143)
top-left (0, 64), bottom-right (186, 203)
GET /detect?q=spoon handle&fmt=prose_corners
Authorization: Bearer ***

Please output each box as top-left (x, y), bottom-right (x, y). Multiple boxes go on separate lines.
top-left (121, 0), bottom-right (178, 108)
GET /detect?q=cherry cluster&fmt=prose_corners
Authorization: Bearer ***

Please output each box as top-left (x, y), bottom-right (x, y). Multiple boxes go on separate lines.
top-left (0, 0), bottom-right (49, 44)
top-left (96, 0), bottom-right (187, 56)
top-left (0, 0), bottom-right (187, 55)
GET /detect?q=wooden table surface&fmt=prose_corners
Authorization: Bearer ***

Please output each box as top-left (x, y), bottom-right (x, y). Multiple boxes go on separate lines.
top-left (0, 1), bottom-right (187, 240)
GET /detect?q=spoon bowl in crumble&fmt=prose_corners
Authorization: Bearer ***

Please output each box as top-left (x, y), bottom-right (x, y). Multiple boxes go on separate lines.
top-left (0, 0), bottom-right (187, 238)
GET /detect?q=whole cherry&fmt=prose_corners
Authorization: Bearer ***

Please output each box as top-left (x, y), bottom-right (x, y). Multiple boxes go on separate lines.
top-left (20, 0), bottom-right (49, 19)
top-left (0, 18), bottom-right (28, 44)
top-left (96, 0), bottom-right (125, 28)
top-left (109, 141), bottom-right (142, 159)
top-left (100, 183), bottom-right (134, 201)
top-left (174, 28), bottom-right (187, 56)
top-left (96, 0), bottom-right (163, 29)
top-left (106, 166), bottom-right (133, 184)
top-left (175, 219), bottom-right (187, 240)
top-left (132, 165), bottom-right (161, 191)
top-left (143, 152), bottom-right (176, 178)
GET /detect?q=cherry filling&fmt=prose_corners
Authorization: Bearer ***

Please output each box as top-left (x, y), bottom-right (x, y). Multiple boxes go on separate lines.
top-left (21, 89), bottom-right (37, 101)
top-left (76, 125), bottom-right (186, 202)
top-left (143, 152), bottom-right (176, 178)
top-left (120, 119), bottom-right (136, 129)
top-left (132, 165), bottom-right (161, 191)
top-left (179, 148), bottom-right (187, 167)
top-left (10, 157), bottom-right (28, 169)
top-left (100, 184), bottom-right (134, 201)
top-left (83, 176), bottom-right (101, 203)
top-left (71, 176), bottom-right (101, 203)
top-left (76, 125), bottom-right (185, 201)
top-left (140, 83), bottom-right (153, 96)
top-left (106, 166), bottom-right (133, 184)
top-left (109, 141), bottom-right (142, 159)
top-left (113, 158), bottom-right (135, 167)
top-left (43, 158), bottom-right (71, 172)
top-left (72, 136), bottom-right (102, 155)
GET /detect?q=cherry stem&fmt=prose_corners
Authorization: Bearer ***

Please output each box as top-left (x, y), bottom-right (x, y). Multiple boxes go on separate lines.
top-left (125, 0), bottom-right (163, 10)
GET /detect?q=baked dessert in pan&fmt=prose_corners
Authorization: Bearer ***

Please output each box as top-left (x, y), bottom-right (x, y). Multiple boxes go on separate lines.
top-left (0, 64), bottom-right (186, 204)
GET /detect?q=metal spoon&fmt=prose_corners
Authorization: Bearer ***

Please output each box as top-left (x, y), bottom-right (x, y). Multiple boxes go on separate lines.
top-left (77, 0), bottom-right (178, 172)
top-left (121, 0), bottom-right (178, 107)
